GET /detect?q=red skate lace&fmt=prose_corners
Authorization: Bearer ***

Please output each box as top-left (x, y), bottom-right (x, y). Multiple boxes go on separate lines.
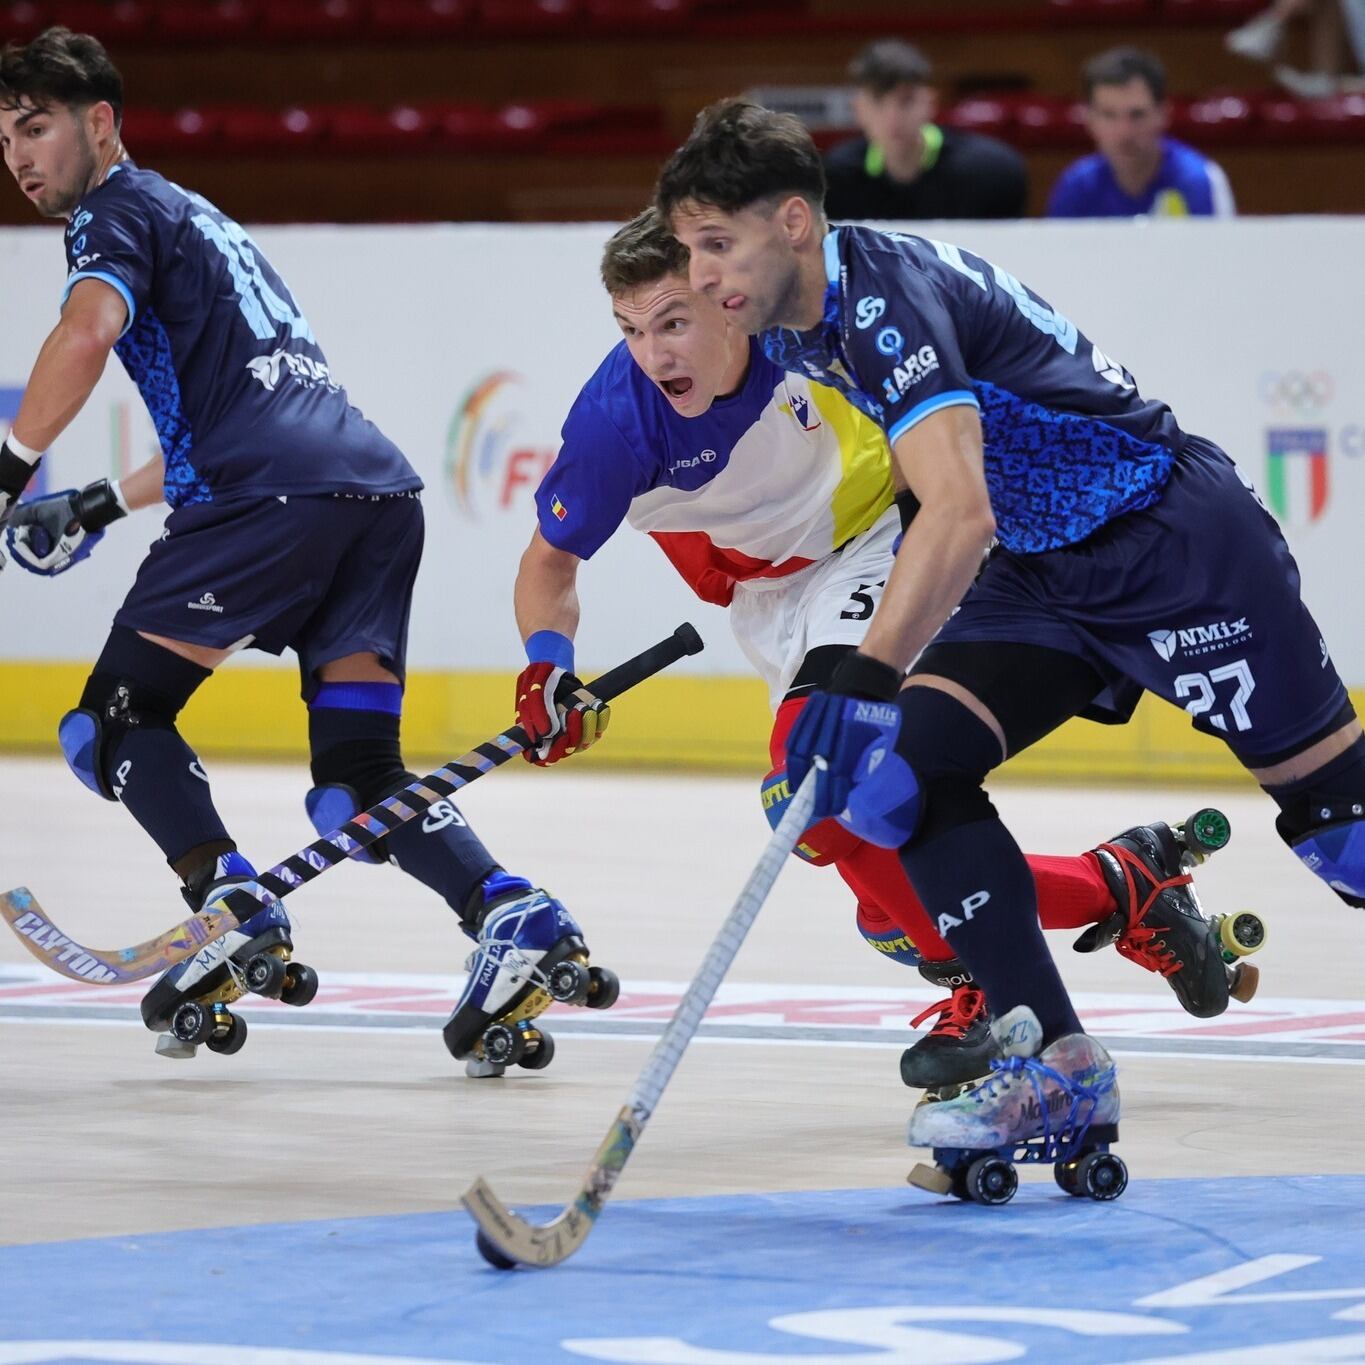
top-left (910, 986), bottom-right (986, 1038)
top-left (1103, 843), bottom-right (1193, 978)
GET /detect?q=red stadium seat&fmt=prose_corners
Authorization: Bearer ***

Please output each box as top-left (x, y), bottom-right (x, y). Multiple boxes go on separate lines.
top-left (1253, 93), bottom-right (1365, 143)
top-left (427, 102), bottom-right (508, 152)
top-left (327, 102), bottom-right (438, 151)
top-left (1008, 95), bottom-right (1090, 149)
top-left (260, 0), bottom-right (365, 39)
top-left (155, 0), bottom-right (261, 42)
top-left (1161, 0), bottom-right (1260, 20)
top-left (1173, 93), bottom-right (1256, 144)
top-left (942, 96), bottom-right (1013, 138)
top-left (219, 105), bottom-right (328, 152)
top-left (584, 0), bottom-right (692, 32)
top-left (1047, 0), bottom-right (1156, 20)
top-left (47, 1), bottom-right (154, 40)
top-left (477, 0), bottom-right (581, 36)
top-left (366, 0), bottom-right (472, 37)
top-left (120, 106), bottom-right (224, 156)
top-left (0, 1), bottom-right (50, 42)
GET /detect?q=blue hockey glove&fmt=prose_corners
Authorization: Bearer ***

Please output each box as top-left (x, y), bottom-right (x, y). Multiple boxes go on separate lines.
top-left (786, 651), bottom-right (905, 828)
top-left (6, 478), bottom-right (126, 576)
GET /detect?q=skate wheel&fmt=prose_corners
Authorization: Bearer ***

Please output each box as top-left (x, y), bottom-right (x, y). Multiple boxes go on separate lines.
top-left (964, 1155), bottom-right (1017, 1205)
top-left (475, 1228), bottom-right (519, 1271)
top-left (481, 1022), bottom-right (523, 1067)
top-left (206, 1012), bottom-right (248, 1055)
top-left (1076, 1151), bottom-right (1127, 1201)
top-left (170, 1000), bottom-right (215, 1047)
top-left (1229, 961), bottom-right (1260, 1005)
top-left (245, 951), bottom-right (288, 999)
top-left (907, 1162), bottom-right (954, 1196)
top-left (546, 958), bottom-right (591, 1005)
top-left (517, 1029), bottom-right (556, 1071)
top-left (1054, 1160), bottom-right (1083, 1197)
top-left (585, 965), bottom-right (620, 1011)
top-left (1183, 807), bottom-right (1232, 856)
top-left (281, 963), bottom-right (319, 1008)
top-left (1219, 911), bottom-right (1266, 958)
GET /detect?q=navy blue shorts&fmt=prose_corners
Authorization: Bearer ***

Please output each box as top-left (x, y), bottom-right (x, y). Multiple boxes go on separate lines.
top-left (114, 492), bottom-right (423, 697)
top-left (926, 439), bottom-right (1349, 763)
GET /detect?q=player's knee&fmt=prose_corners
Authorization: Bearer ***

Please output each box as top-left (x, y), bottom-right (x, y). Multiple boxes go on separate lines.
top-left (854, 899), bottom-right (922, 967)
top-left (894, 685), bottom-right (1001, 847)
top-left (1270, 734), bottom-right (1365, 907)
top-left (307, 681), bottom-right (409, 806)
top-left (760, 764), bottom-right (862, 865)
top-left (61, 628), bottom-right (211, 800)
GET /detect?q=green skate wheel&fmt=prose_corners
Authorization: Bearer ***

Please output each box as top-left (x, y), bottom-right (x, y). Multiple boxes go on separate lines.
top-left (1184, 808), bottom-right (1232, 855)
top-left (964, 1156), bottom-right (1017, 1206)
top-left (1219, 911), bottom-right (1266, 958)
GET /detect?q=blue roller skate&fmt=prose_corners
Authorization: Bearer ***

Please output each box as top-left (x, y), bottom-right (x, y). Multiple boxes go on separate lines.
top-left (140, 851), bottom-right (318, 1060)
top-left (443, 873), bottom-right (619, 1077)
top-left (906, 1006), bottom-right (1126, 1205)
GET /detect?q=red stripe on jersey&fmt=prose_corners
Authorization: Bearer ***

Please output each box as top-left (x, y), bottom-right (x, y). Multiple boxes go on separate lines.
top-left (649, 530), bottom-right (815, 607)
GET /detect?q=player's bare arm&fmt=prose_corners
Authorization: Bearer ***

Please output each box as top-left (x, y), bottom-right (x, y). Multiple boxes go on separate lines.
top-left (514, 528), bottom-right (582, 645)
top-left (859, 404), bottom-right (994, 676)
top-left (117, 452), bottom-right (167, 512)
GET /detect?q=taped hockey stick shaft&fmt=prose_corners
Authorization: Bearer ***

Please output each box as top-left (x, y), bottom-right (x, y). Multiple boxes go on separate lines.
top-left (462, 765), bottom-right (819, 1269)
top-left (1, 623), bottom-right (704, 984)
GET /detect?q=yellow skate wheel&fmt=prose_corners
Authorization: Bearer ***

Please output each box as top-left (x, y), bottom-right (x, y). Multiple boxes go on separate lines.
top-left (1230, 961), bottom-right (1260, 1005)
top-left (1219, 911), bottom-right (1267, 957)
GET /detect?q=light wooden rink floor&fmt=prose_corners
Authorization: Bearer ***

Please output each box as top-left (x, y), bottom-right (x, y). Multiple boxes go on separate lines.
top-left (2, 754), bottom-right (1363, 1251)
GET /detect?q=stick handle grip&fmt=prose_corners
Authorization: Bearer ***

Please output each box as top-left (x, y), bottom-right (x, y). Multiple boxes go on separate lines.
top-left (582, 622), bottom-right (704, 703)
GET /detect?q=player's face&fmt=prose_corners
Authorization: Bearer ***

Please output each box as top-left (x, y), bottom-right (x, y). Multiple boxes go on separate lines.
top-left (613, 274), bottom-right (739, 417)
top-left (0, 99), bottom-right (99, 219)
top-left (854, 82), bottom-right (935, 158)
top-left (1087, 79), bottom-right (1168, 165)
top-left (670, 201), bottom-right (803, 335)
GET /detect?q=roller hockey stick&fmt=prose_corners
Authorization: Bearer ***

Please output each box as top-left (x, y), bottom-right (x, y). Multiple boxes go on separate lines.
top-left (0, 623), bottom-right (704, 985)
top-left (463, 764), bottom-right (819, 1270)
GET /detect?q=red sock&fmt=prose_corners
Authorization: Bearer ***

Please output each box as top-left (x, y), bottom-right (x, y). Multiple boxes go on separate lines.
top-left (1026, 852), bottom-right (1115, 930)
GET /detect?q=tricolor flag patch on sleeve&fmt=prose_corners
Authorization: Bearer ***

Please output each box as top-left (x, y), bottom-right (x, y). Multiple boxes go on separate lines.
top-left (550, 494), bottom-right (567, 521)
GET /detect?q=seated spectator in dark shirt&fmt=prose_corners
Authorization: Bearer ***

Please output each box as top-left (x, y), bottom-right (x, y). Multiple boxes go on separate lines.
top-left (1048, 48), bottom-right (1236, 218)
top-left (824, 39), bottom-right (1028, 221)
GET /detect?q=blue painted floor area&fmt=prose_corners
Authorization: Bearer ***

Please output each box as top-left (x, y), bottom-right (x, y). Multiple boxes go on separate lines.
top-left (5, 1178), bottom-right (1365, 1363)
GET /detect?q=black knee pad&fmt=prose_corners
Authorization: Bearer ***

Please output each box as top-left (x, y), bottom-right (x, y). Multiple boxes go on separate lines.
top-left (308, 706), bottom-right (412, 809)
top-left (61, 627), bottom-right (211, 800)
top-left (1268, 734), bottom-right (1365, 907)
top-left (895, 685), bottom-right (1002, 845)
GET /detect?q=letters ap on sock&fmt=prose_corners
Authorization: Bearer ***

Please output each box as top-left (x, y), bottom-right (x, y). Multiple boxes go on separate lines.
top-left (62, 164), bottom-right (418, 506)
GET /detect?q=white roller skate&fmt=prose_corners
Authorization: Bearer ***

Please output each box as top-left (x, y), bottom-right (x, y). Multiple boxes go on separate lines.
top-left (443, 876), bottom-right (619, 1078)
top-left (906, 1006), bottom-right (1125, 1205)
top-left (140, 851), bottom-right (318, 1059)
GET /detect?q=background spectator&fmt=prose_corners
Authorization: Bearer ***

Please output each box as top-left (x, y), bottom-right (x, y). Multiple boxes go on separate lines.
top-left (1047, 48), bottom-right (1236, 218)
top-left (823, 39), bottom-right (1027, 222)
top-left (1226, 0), bottom-right (1365, 98)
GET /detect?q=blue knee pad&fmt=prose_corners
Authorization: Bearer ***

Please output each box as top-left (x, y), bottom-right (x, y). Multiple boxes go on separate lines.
top-left (305, 783), bottom-right (386, 864)
top-left (59, 707), bottom-right (114, 800)
top-left (856, 908), bottom-right (923, 967)
top-left (1290, 806), bottom-right (1365, 905)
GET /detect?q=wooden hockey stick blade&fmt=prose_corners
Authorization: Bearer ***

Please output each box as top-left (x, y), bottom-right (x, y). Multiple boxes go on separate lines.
top-left (0, 886), bottom-right (241, 985)
top-left (2, 623), bottom-right (705, 986)
top-left (462, 768), bottom-right (819, 1270)
top-left (464, 1105), bottom-right (642, 1269)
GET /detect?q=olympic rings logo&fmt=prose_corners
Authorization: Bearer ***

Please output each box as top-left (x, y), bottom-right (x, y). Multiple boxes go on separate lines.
top-left (1258, 370), bottom-right (1334, 412)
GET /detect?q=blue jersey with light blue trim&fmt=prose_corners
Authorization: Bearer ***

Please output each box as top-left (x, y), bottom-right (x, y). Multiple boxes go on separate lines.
top-left (761, 225), bottom-right (1186, 554)
top-left (63, 164), bottom-right (418, 508)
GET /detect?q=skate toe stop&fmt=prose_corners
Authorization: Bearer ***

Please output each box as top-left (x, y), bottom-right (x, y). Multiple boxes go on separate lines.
top-left (154, 1034), bottom-right (197, 1060)
top-left (465, 1057), bottom-right (506, 1079)
top-left (908, 1162), bottom-right (954, 1195)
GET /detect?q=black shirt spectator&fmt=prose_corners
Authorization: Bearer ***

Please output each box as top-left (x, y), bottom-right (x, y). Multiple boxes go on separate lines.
top-left (825, 124), bottom-right (1028, 220)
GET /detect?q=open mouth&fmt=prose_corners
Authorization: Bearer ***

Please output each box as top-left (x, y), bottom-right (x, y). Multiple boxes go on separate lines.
top-left (662, 377), bottom-right (694, 400)
top-left (721, 294), bottom-right (747, 313)
top-left (22, 181), bottom-right (42, 197)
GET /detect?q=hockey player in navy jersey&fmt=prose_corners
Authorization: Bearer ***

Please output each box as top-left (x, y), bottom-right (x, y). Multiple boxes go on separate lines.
top-left (660, 100), bottom-right (1363, 1159)
top-left (0, 27), bottom-right (607, 1068)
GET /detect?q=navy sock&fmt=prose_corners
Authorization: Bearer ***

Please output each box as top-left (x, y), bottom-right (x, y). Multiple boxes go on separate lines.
top-left (308, 683), bottom-right (502, 925)
top-left (900, 817), bottom-right (1083, 1046)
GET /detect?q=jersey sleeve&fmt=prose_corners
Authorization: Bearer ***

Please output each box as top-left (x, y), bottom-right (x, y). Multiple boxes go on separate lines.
top-left (61, 182), bottom-right (154, 337)
top-left (535, 390), bottom-right (651, 560)
top-left (1045, 164), bottom-right (1086, 218)
top-left (842, 247), bottom-right (979, 446)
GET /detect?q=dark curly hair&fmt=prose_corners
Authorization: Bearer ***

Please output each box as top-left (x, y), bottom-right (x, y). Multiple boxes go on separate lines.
top-left (0, 27), bottom-right (123, 124)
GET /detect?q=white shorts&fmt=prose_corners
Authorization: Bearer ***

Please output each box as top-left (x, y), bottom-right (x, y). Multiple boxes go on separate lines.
top-left (730, 507), bottom-right (899, 710)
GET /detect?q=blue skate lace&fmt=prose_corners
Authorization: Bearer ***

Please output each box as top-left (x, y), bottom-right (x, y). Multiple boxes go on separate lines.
top-left (972, 1054), bottom-right (1118, 1159)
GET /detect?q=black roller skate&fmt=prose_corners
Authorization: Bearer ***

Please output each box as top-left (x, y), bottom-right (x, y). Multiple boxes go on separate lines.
top-left (900, 959), bottom-right (1001, 1093)
top-left (443, 875), bottom-right (619, 1078)
top-left (140, 852), bottom-right (318, 1059)
top-left (1074, 808), bottom-right (1266, 1019)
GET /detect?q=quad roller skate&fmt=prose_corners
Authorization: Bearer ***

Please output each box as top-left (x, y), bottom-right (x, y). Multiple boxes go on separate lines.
top-left (443, 876), bottom-right (619, 1078)
top-left (907, 1006), bottom-right (1125, 1207)
top-left (900, 959), bottom-right (1001, 1094)
top-left (1075, 807), bottom-right (1266, 1019)
top-left (140, 852), bottom-right (318, 1060)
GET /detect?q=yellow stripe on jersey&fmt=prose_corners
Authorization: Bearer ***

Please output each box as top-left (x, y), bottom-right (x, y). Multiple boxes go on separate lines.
top-left (808, 383), bottom-right (896, 549)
